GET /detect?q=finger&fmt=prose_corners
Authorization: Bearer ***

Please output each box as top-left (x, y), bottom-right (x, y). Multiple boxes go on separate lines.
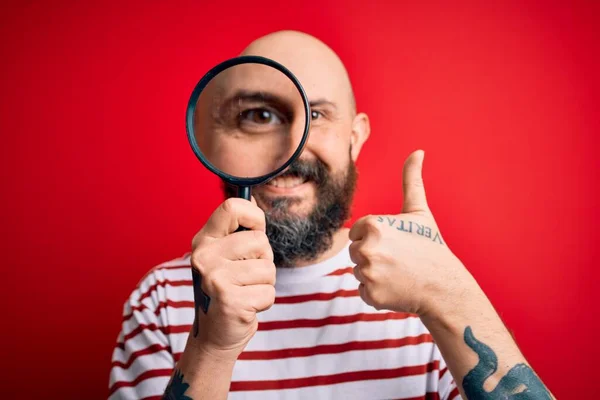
top-left (217, 229), bottom-right (274, 261)
top-left (349, 240), bottom-right (367, 265)
top-left (352, 265), bottom-right (366, 284)
top-left (402, 150), bottom-right (429, 214)
top-left (349, 215), bottom-right (381, 242)
top-left (228, 259), bottom-right (276, 286)
top-left (240, 284), bottom-right (276, 312)
top-left (349, 217), bottom-right (366, 242)
top-left (358, 283), bottom-right (374, 307)
top-left (203, 198), bottom-right (266, 238)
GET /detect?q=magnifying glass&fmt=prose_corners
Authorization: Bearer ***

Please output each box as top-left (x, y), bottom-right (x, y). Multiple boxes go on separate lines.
top-left (186, 56), bottom-right (311, 317)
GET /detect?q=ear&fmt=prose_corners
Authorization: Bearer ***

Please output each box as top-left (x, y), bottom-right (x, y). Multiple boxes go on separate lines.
top-left (350, 112), bottom-right (370, 162)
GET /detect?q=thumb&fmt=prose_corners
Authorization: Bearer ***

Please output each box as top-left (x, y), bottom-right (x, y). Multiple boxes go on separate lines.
top-left (402, 150), bottom-right (429, 214)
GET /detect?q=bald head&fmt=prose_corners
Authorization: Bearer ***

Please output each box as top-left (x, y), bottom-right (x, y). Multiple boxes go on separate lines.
top-left (240, 31), bottom-right (356, 116)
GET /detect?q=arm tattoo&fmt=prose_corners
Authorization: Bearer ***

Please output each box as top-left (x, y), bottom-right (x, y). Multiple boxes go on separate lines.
top-left (463, 326), bottom-right (551, 399)
top-left (377, 216), bottom-right (445, 245)
top-left (163, 369), bottom-right (193, 400)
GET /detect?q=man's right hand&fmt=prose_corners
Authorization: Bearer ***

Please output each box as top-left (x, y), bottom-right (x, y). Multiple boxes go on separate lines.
top-left (189, 197), bottom-right (276, 361)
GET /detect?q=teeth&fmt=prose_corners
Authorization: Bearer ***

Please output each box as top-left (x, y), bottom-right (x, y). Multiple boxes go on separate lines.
top-left (267, 176), bottom-right (307, 188)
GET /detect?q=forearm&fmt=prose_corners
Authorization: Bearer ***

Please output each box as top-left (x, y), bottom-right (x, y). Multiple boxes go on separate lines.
top-left (420, 265), bottom-right (554, 399)
top-left (163, 331), bottom-right (236, 399)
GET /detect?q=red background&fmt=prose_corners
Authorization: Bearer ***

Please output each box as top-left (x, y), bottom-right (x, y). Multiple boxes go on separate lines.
top-left (1, 1), bottom-right (598, 398)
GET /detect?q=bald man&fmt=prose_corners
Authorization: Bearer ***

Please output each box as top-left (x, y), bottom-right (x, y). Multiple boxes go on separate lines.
top-left (109, 31), bottom-right (554, 400)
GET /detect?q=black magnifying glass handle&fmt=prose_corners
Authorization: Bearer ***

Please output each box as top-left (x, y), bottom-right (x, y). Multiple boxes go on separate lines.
top-left (237, 185), bottom-right (251, 202)
top-left (193, 185), bottom-right (252, 316)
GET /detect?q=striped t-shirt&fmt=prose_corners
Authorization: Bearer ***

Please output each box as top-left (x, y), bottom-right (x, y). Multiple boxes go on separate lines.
top-left (109, 244), bottom-right (461, 399)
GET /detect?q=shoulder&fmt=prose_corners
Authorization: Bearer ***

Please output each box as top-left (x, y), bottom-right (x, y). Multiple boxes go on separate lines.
top-left (121, 253), bottom-right (193, 316)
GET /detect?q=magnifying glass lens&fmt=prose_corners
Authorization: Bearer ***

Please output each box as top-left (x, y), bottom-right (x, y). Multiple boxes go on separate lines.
top-left (192, 63), bottom-right (307, 179)
top-left (186, 57), bottom-right (310, 315)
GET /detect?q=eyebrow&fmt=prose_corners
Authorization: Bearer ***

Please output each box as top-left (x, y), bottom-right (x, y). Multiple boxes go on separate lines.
top-left (309, 99), bottom-right (338, 110)
top-left (224, 90), bottom-right (291, 108)
top-left (227, 93), bottom-right (338, 111)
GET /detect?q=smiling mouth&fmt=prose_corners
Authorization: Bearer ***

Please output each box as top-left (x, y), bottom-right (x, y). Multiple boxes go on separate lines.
top-left (266, 174), bottom-right (309, 189)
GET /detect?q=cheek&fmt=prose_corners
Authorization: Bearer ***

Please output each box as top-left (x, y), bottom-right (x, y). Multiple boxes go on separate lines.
top-left (309, 125), bottom-right (352, 170)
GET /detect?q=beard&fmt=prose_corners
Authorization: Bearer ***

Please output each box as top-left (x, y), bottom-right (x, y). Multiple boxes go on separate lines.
top-left (223, 153), bottom-right (357, 268)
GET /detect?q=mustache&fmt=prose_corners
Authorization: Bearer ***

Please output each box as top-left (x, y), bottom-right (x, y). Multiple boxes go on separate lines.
top-left (275, 158), bottom-right (328, 185)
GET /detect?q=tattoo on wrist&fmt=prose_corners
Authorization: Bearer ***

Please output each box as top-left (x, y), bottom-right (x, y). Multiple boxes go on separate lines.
top-left (377, 216), bottom-right (444, 245)
top-left (163, 369), bottom-right (193, 400)
top-left (463, 326), bottom-right (551, 399)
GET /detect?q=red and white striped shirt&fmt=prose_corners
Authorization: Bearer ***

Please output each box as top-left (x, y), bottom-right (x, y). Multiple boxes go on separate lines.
top-left (109, 244), bottom-right (461, 399)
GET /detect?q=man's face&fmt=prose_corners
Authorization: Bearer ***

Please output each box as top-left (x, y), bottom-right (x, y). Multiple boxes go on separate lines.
top-left (220, 35), bottom-right (370, 266)
top-left (224, 91), bottom-right (363, 267)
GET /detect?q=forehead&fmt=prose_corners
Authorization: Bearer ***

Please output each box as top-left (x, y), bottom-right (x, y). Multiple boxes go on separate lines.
top-left (212, 63), bottom-right (301, 103)
top-left (242, 44), bottom-right (352, 112)
top-left (284, 59), bottom-right (349, 108)
top-left (218, 64), bottom-right (291, 90)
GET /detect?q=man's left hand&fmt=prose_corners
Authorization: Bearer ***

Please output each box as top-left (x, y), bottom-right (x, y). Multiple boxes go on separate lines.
top-left (349, 150), bottom-right (470, 316)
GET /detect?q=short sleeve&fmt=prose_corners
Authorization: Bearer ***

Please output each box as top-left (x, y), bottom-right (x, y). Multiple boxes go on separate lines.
top-left (108, 270), bottom-right (176, 399)
top-left (437, 348), bottom-right (462, 400)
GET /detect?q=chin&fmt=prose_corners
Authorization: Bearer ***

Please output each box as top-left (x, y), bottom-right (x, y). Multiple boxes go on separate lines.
top-left (256, 193), bottom-right (316, 218)
top-left (282, 200), bottom-right (314, 217)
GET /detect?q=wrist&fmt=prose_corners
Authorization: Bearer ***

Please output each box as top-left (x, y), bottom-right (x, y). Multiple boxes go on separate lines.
top-left (178, 334), bottom-right (238, 379)
top-left (186, 333), bottom-right (243, 364)
top-left (419, 257), bottom-right (487, 333)
top-left (173, 328), bottom-right (239, 399)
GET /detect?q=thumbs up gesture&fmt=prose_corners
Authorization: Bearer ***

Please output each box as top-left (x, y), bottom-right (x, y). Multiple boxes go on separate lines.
top-left (349, 150), bottom-right (467, 316)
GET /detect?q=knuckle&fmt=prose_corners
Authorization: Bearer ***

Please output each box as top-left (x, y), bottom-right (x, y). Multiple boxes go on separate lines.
top-left (221, 198), bottom-right (240, 216)
top-left (364, 214), bottom-right (380, 227)
top-left (352, 265), bottom-right (362, 281)
top-left (263, 261), bottom-right (276, 284)
top-left (191, 232), bottom-right (203, 250)
top-left (348, 241), bottom-right (360, 257)
top-left (220, 300), bottom-right (237, 319)
top-left (252, 230), bottom-right (272, 258)
top-left (364, 285), bottom-right (383, 308)
top-left (363, 216), bottom-right (383, 237)
top-left (191, 250), bottom-right (209, 275)
top-left (363, 265), bottom-right (382, 285)
top-left (265, 285), bottom-right (276, 301)
top-left (252, 229), bottom-right (268, 244)
top-left (238, 312), bottom-right (255, 325)
top-left (350, 240), bottom-right (373, 258)
top-left (262, 259), bottom-right (276, 270)
top-left (206, 269), bottom-right (229, 295)
top-left (369, 287), bottom-right (382, 304)
top-left (219, 293), bottom-right (238, 312)
top-left (260, 286), bottom-right (276, 311)
top-left (358, 284), bottom-right (373, 306)
top-left (357, 244), bottom-right (376, 261)
top-left (255, 205), bottom-right (266, 223)
top-left (360, 266), bottom-right (373, 282)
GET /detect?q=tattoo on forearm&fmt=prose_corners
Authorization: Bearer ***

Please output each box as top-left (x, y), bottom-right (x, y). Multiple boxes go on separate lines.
top-left (377, 216), bottom-right (444, 245)
top-left (463, 326), bottom-right (551, 399)
top-left (163, 369), bottom-right (193, 400)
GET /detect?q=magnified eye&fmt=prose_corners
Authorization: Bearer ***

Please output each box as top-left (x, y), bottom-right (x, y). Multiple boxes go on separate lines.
top-left (240, 108), bottom-right (283, 125)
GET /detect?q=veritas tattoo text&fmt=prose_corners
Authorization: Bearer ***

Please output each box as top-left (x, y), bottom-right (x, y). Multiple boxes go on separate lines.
top-left (377, 216), bottom-right (444, 245)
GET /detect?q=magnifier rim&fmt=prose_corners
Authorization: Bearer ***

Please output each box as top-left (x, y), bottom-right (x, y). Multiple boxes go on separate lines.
top-left (186, 55), bottom-right (311, 186)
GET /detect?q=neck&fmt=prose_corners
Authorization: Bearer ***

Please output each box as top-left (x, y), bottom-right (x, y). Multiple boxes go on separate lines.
top-left (293, 228), bottom-right (350, 267)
